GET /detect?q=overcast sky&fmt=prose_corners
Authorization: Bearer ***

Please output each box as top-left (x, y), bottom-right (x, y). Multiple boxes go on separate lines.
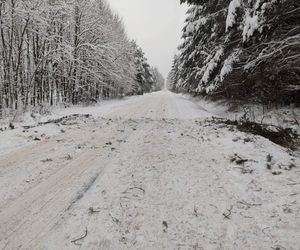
top-left (108, 0), bottom-right (187, 78)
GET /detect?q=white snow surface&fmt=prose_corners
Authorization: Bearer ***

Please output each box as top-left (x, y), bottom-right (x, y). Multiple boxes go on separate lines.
top-left (226, 0), bottom-right (242, 31)
top-left (197, 47), bottom-right (224, 93)
top-left (185, 17), bottom-right (207, 35)
top-left (243, 10), bottom-right (260, 42)
top-left (0, 91), bottom-right (299, 250)
top-left (220, 51), bottom-right (239, 81)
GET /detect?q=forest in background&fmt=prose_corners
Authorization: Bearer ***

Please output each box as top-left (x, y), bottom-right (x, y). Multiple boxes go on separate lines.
top-left (0, 0), bottom-right (164, 118)
top-left (168, 0), bottom-right (300, 105)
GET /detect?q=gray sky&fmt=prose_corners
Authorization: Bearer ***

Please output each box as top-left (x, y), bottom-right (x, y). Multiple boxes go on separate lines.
top-left (108, 0), bottom-right (187, 78)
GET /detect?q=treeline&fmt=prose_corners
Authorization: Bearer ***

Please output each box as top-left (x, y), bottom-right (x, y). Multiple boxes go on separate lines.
top-left (168, 0), bottom-right (300, 105)
top-left (0, 0), bottom-right (164, 117)
top-left (131, 41), bottom-right (165, 94)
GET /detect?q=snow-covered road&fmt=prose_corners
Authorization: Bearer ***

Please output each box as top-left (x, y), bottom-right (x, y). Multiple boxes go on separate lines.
top-left (0, 91), bottom-right (299, 250)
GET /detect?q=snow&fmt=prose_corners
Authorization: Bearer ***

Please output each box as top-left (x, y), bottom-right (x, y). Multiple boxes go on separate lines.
top-left (199, 47), bottom-right (224, 89)
top-left (185, 17), bottom-right (207, 35)
top-left (0, 91), bottom-right (299, 249)
top-left (220, 50), bottom-right (240, 81)
top-left (183, 5), bottom-right (207, 37)
top-left (226, 0), bottom-right (242, 32)
top-left (202, 50), bottom-right (241, 95)
top-left (243, 10), bottom-right (260, 42)
top-left (183, 93), bottom-right (300, 134)
top-left (0, 96), bottom-right (143, 155)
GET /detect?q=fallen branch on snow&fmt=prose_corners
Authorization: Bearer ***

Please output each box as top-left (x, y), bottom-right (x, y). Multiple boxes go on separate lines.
top-left (23, 114), bottom-right (91, 129)
top-left (214, 118), bottom-right (298, 149)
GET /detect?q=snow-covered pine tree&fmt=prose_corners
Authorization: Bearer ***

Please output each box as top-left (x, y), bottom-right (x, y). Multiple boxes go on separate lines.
top-left (167, 55), bottom-right (181, 92)
top-left (175, 1), bottom-right (233, 95)
top-left (131, 41), bottom-right (155, 95)
top-left (150, 67), bottom-right (165, 91)
top-left (175, 0), bottom-right (300, 105)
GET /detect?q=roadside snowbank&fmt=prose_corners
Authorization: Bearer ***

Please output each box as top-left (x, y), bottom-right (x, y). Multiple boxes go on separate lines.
top-left (181, 94), bottom-right (300, 130)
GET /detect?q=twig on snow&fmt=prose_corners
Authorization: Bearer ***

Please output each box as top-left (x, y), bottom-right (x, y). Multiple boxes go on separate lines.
top-left (193, 206), bottom-right (199, 217)
top-left (71, 227), bottom-right (88, 246)
top-left (237, 200), bottom-right (262, 207)
top-left (223, 206), bottom-right (233, 219)
top-left (109, 213), bottom-right (120, 224)
top-left (287, 182), bottom-right (300, 186)
top-left (128, 186), bottom-right (145, 193)
top-left (271, 245), bottom-right (287, 250)
top-left (239, 211), bottom-right (253, 219)
top-left (262, 227), bottom-right (273, 239)
top-left (88, 207), bottom-right (100, 214)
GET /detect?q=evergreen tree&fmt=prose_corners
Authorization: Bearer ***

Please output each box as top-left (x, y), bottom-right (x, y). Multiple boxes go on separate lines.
top-left (167, 55), bottom-right (181, 92)
top-left (174, 0), bottom-right (300, 105)
top-left (150, 67), bottom-right (165, 91)
top-left (131, 41), bottom-right (155, 95)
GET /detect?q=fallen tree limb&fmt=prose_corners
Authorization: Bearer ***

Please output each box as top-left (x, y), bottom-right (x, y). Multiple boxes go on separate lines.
top-left (23, 114), bottom-right (91, 129)
top-left (214, 118), bottom-right (298, 149)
